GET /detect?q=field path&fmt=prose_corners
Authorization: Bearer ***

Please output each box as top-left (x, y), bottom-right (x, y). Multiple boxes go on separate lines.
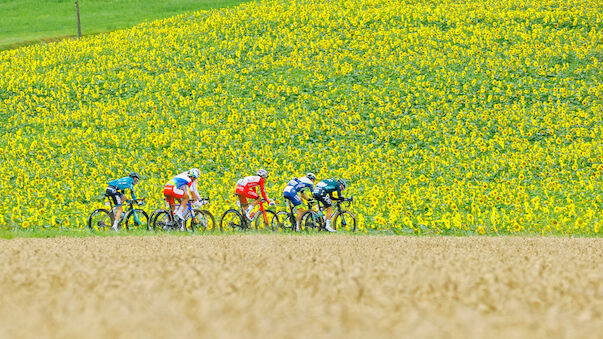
top-left (0, 236), bottom-right (601, 338)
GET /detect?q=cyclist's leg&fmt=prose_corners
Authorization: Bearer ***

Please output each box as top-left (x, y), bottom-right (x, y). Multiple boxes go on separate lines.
top-left (177, 191), bottom-right (191, 218)
top-left (287, 192), bottom-right (304, 226)
top-left (164, 186), bottom-right (186, 217)
top-left (106, 186), bottom-right (123, 230)
top-left (235, 185), bottom-right (249, 211)
top-left (163, 186), bottom-right (175, 213)
top-left (242, 189), bottom-right (259, 218)
top-left (314, 190), bottom-right (334, 231)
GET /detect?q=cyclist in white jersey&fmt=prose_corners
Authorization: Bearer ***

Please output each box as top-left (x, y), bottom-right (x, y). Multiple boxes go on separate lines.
top-left (283, 172), bottom-right (316, 231)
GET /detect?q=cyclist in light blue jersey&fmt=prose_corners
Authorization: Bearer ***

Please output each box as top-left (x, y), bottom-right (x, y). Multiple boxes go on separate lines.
top-left (283, 172), bottom-right (316, 231)
top-left (106, 172), bottom-right (140, 231)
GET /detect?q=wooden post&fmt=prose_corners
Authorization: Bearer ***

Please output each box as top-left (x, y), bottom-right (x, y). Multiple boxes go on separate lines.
top-left (75, 1), bottom-right (82, 38)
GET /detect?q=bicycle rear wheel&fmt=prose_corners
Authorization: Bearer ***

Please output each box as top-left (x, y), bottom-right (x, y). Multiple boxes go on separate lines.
top-left (125, 209), bottom-right (149, 231)
top-left (87, 209), bottom-right (113, 231)
top-left (149, 209), bottom-right (164, 228)
top-left (254, 210), bottom-right (277, 232)
top-left (187, 209), bottom-right (215, 232)
top-left (333, 210), bottom-right (357, 232)
top-left (153, 210), bottom-right (174, 231)
top-left (300, 210), bottom-right (323, 233)
top-left (275, 211), bottom-right (295, 232)
top-left (220, 209), bottom-right (245, 232)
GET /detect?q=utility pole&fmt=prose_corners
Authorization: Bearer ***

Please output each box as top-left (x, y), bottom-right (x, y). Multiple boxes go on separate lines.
top-left (75, 1), bottom-right (82, 38)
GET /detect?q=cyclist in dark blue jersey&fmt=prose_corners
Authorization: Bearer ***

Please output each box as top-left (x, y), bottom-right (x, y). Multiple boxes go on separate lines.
top-left (283, 172), bottom-right (316, 231)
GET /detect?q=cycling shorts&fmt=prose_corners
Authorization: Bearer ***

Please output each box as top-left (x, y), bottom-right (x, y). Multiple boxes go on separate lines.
top-left (283, 191), bottom-right (303, 207)
top-left (163, 185), bottom-right (186, 206)
top-left (312, 189), bottom-right (332, 208)
top-left (236, 185), bottom-right (259, 204)
top-left (106, 185), bottom-right (124, 206)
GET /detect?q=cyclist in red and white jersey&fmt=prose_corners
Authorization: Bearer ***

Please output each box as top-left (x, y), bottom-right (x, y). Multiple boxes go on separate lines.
top-left (163, 168), bottom-right (202, 221)
top-left (235, 169), bottom-right (274, 220)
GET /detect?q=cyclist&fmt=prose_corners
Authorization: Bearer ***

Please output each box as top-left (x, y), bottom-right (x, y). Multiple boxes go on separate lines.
top-left (106, 172), bottom-right (140, 231)
top-left (283, 172), bottom-right (316, 231)
top-left (163, 168), bottom-right (202, 223)
top-left (235, 169), bottom-right (274, 220)
top-left (312, 178), bottom-right (347, 232)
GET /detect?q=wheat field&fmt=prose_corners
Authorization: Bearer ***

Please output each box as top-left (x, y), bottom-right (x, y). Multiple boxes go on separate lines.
top-left (0, 235), bottom-right (601, 338)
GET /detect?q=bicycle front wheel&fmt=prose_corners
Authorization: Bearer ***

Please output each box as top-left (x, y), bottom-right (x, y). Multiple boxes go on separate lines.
top-left (300, 210), bottom-right (323, 233)
top-left (333, 210), bottom-right (357, 232)
top-left (125, 209), bottom-right (149, 231)
top-left (194, 210), bottom-right (216, 232)
top-left (254, 210), bottom-right (278, 232)
top-left (220, 209), bottom-right (244, 232)
top-left (87, 209), bottom-right (113, 231)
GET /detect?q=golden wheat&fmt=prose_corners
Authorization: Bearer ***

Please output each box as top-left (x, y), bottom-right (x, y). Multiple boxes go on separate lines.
top-left (0, 235), bottom-right (601, 338)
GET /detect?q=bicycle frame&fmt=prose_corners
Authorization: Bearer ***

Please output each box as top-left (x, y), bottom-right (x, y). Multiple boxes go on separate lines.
top-left (235, 195), bottom-right (271, 229)
top-left (106, 195), bottom-right (143, 224)
top-left (164, 197), bottom-right (210, 227)
top-left (257, 200), bottom-right (269, 224)
top-left (287, 199), bottom-right (316, 229)
top-left (244, 199), bottom-right (269, 224)
top-left (309, 197), bottom-right (353, 230)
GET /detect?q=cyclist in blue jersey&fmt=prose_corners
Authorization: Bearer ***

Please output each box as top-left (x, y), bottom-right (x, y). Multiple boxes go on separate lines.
top-left (283, 172), bottom-right (316, 231)
top-left (106, 172), bottom-right (140, 231)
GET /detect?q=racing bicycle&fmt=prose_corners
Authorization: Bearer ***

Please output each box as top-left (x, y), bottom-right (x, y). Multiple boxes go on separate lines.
top-left (87, 195), bottom-right (149, 231)
top-left (151, 198), bottom-right (215, 232)
top-left (300, 197), bottom-right (357, 232)
top-left (276, 199), bottom-right (315, 232)
top-left (219, 195), bottom-right (278, 232)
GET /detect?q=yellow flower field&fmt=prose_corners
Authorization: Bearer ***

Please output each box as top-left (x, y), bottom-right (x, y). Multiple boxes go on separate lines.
top-left (0, 0), bottom-right (601, 234)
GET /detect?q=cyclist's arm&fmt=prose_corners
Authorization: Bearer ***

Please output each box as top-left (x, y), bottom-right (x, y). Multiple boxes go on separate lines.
top-left (259, 179), bottom-right (270, 201)
top-left (300, 185), bottom-right (313, 201)
top-left (300, 191), bottom-right (309, 201)
top-left (190, 181), bottom-right (201, 201)
top-left (329, 190), bottom-right (344, 201)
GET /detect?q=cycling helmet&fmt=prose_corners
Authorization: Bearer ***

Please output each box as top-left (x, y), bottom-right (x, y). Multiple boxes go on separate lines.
top-left (129, 172), bottom-right (140, 180)
top-left (188, 168), bottom-right (200, 179)
top-left (306, 172), bottom-right (317, 181)
top-left (257, 169), bottom-right (269, 178)
top-left (338, 178), bottom-right (347, 190)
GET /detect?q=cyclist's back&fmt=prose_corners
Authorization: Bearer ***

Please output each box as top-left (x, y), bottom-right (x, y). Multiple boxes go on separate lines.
top-left (284, 177), bottom-right (313, 196)
top-left (237, 175), bottom-right (263, 190)
top-left (108, 177), bottom-right (136, 193)
top-left (166, 172), bottom-right (195, 189)
top-left (313, 178), bottom-right (341, 196)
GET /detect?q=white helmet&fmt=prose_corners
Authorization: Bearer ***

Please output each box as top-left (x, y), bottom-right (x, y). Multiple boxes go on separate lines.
top-left (257, 169), bottom-right (268, 178)
top-left (306, 172), bottom-right (316, 181)
top-left (188, 168), bottom-right (200, 179)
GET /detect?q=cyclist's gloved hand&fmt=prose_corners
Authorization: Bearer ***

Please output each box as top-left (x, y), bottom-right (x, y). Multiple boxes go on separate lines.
top-left (269, 200), bottom-right (275, 207)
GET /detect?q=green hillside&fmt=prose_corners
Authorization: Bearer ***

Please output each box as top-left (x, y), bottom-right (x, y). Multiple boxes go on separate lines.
top-left (0, 0), bottom-right (250, 50)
